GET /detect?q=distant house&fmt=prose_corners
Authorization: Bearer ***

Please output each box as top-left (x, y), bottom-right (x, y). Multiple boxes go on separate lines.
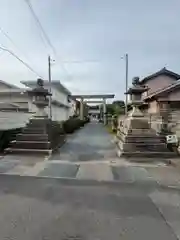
top-left (0, 80), bottom-right (28, 112)
top-left (136, 67), bottom-right (180, 136)
top-left (0, 79), bottom-right (76, 124)
top-left (139, 68), bottom-right (180, 114)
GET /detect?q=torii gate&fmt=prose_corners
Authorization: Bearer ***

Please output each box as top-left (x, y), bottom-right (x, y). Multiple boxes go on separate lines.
top-left (72, 94), bottom-right (115, 125)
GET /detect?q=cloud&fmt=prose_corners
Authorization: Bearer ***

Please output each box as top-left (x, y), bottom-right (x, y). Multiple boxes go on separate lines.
top-left (0, 0), bottom-right (180, 100)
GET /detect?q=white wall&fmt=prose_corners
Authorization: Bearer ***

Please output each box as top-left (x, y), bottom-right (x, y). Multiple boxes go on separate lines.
top-left (51, 87), bottom-right (69, 106)
top-left (68, 99), bottom-right (76, 117)
top-left (0, 93), bottom-right (29, 109)
top-left (51, 105), bottom-right (68, 121)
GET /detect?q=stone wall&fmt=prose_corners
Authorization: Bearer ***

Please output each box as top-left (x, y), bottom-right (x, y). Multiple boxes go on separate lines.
top-left (169, 110), bottom-right (180, 139)
top-left (146, 110), bottom-right (180, 140)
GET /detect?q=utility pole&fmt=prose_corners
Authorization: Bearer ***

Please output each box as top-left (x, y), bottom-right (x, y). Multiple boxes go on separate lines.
top-left (125, 53), bottom-right (128, 115)
top-left (48, 55), bottom-right (52, 119)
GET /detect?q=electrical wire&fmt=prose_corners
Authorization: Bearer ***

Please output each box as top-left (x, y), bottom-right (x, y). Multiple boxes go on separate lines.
top-left (0, 46), bottom-right (43, 78)
top-left (24, 0), bottom-right (53, 54)
top-left (0, 27), bottom-right (34, 65)
top-left (24, 0), bottom-right (72, 80)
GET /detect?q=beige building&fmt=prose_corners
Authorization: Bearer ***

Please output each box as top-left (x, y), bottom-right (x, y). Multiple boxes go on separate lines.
top-left (137, 68), bottom-right (180, 135)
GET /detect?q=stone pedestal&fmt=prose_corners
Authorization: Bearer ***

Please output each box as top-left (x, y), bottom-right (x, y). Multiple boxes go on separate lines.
top-left (116, 77), bottom-right (177, 161)
top-left (5, 79), bottom-right (65, 155)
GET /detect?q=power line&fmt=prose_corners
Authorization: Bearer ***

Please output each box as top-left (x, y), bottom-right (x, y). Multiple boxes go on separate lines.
top-left (24, 0), bottom-right (53, 54)
top-left (0, 46), bottom-right (43, 78)
top-left (0, 27), bottom-right (34, 65)
top-left (24, 0), bottom-right (72, 80)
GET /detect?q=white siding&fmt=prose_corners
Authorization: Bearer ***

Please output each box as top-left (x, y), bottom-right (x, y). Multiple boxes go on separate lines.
top-left (52, 106), bottom-right (68, 121)
top-left (51, 87), bottom-right (69, 106)
top-left (0, 93), bottom-right (28, 109)
top-left (68, 99), bottom-right (76, 117)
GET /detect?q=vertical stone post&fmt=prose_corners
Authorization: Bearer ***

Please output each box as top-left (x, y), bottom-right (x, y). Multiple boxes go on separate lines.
top-left (98, 104), bottom-right (101, 120)
top-left (103, 98), bottom-right (107, 125)
top-left (80, 98), bottom-right (84, 120)
top-left (159, 100), bottom-right (170, 134)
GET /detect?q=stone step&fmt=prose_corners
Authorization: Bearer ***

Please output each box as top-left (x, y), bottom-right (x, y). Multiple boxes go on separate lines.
top-left (118, 135), bottom-right (165, 143)
top-left (16, 133), bottom-right (48, 141)
top-left (26, 123), bottom-right (48, 128)
top-left (119, 151), bottom-right (177, 159)
top-left (29, 118), bottom-right (50, 123)
top-left (122, 142), bottom-right (169, 152)
top-left (22, 128), bottom-right (46, 134)
top-left (5, 148), bottom-right (51, 155)
top-left (124, 137), bottom-right (164, 143)
top-left (10, 140), bottom-right (51, 149)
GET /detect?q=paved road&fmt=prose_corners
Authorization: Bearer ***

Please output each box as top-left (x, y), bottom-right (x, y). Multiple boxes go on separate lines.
top-left (1, 122), bottom-right (180, 239)
top-left (0, 175), bottom-right (179, 240)
top-left (50, 121), bottom-right (117, 161)
top-left (1, 122), bottom-right (180, 188)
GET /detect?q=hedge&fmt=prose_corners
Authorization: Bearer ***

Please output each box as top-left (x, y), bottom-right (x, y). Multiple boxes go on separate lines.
top-left (0, 128), bottom-right (22, 152)
top-left (63, 117), bottom-right (89, 134)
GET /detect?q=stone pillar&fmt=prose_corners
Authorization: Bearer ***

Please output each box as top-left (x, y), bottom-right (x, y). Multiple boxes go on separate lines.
top-left (103, 99), bottom-right (107, 125)
top-left (80, 98), bottom-right (84, 120)
top-left (98, 104), bottom-right (101, 120)
top-left (159, 100), bottom-right (170, 134)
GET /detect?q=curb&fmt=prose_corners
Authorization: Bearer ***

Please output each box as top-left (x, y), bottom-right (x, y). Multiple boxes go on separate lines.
top-left (0, 174), bottom-right (180, 191)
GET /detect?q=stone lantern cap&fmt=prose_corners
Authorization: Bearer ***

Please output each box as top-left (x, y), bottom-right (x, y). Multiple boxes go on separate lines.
top-left (125, 85), bottom-right (147, 94)
top-left (27, 78), bottom-right (52, 97)
top-left (125, 76), bottom-right (148, 95)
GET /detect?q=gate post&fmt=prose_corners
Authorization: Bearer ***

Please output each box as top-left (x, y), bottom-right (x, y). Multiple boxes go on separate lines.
top-left (103, 99), bottom-right (107, 125)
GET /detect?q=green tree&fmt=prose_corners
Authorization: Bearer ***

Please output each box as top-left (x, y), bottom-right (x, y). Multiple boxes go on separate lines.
top-left (106, 100), bottom-right (125, 116)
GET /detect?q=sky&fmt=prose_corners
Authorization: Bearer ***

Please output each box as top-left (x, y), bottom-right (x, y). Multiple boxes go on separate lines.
top-left (0, 0), bottom-right (180, 101)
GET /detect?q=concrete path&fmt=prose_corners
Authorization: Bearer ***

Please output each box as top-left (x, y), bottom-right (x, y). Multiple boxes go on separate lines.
top-left (50, 121), bottom-right (117, 162)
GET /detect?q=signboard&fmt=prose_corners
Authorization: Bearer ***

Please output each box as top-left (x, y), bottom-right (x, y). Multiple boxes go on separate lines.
top-left (166, 135), bottom-right (178, 144)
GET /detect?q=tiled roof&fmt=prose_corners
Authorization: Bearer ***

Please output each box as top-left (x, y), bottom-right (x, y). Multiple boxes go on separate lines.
top-left (140, 68), bottom-right (180, 85)
top-left (143, 80), bottom-right (180, 101)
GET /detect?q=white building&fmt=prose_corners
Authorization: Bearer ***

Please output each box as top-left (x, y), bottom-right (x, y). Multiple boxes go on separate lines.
top-left (21, 80), bottom-right (75, 121)
top-left (0, 79), bottom-right (75, 125)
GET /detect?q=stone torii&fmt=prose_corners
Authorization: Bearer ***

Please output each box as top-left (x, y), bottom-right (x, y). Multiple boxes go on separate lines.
top-left (71, 94), bottom-right (115, 125)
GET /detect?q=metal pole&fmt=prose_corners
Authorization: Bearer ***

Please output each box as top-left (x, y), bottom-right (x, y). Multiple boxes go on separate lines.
top-left (48, 55), bottom-right (52, 119)
top-left (125, 53), bottom-right (128, 115)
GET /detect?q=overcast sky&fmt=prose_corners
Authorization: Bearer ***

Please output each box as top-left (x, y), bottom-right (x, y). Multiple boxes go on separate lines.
top-left (0, 0), bottom-right (180, 100)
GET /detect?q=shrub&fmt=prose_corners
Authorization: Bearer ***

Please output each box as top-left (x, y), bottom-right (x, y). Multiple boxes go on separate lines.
top-left (0, 128), bottom-right (22, 152)
top-left (63, 118), bottom-right (84, 134)
top-left (47, 121), bottom-right (65, 149)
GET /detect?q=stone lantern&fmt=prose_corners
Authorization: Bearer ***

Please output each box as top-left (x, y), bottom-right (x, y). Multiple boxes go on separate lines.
top-left (125, 76), bottom-right (148, 118)
top-left (116, 76), bottom-right (177, 160)
top-left (5, 78), bottom-right (66, 155)
top-left (27, 78), bottom-right (51, 118)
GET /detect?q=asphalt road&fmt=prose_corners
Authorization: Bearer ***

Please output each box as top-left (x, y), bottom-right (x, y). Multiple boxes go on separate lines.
top-left (0, 175), bottom-right (179, 240)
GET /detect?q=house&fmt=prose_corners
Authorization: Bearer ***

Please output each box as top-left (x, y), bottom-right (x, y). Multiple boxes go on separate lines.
top-left (139, 68), bottom-right (180, 114)
top-left (0, 80), bottom-right (29, 112)
top-left (137, 68), bottom-right (180, 136)
top-left (0, 79), bottom-right (76, 128)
